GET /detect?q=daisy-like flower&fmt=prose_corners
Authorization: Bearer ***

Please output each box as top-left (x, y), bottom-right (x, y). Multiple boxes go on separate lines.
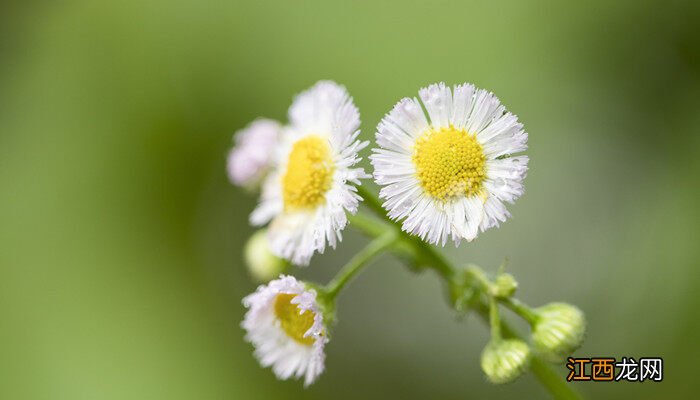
top-left (242, 275), bottom-right (328, 386)
top-left (227, 119), bottom-right (282, 188)
top-left (371, 82), bottom-right (528, 245)
top-left (250, 81), bottom-right (369, 265)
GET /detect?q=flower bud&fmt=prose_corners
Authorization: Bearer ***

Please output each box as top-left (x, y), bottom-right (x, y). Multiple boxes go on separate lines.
top-left (531, 303), bottom-right (586, 361)
top-left (244, 230), bottom-right (287, 282)
top-left (227, 119), bottom-right (281, 189)
top-left (480, 339), bottom-right (531, 384)
top-left (492, 273), bottom-right (518, 298)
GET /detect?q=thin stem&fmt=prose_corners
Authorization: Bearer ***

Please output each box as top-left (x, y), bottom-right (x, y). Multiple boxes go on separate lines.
top-left (355, 186), bottom-right (455, 279)
top-left (529, 357), bottom-right (582, 400)
top-left (348, 213), bottom-right (416, 261)
top-left (502, 297), bottom-right (539, 325)
top-left (356, 185), bottom-right (388, 218)
top-left (354, 186), bottom-right (582, 400)
top-left (324, 230), bottom-right (397, 301)
top-left (489, 296), bottom-right (501, 340)
top-left (347, 212), bottom-right (387, 238)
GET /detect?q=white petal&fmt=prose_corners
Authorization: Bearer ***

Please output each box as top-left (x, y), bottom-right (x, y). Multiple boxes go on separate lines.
top-left (484, 156), bottom-right (529, 203)
top-left (451, 83), bottom-right (476, 129)
top-left (419, 82), bottom-right (453, 129)
top-left (289, 81), bottom-right (359, 140)
top-left (381, 97), bottom-right (430, 143)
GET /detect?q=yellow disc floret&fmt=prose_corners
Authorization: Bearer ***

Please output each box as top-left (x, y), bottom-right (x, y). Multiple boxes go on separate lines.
top-left (282, 135), bottom-right (335, 210)
top-left (413, 126), bottom-right (486, 200)
top-left (274, 293), bottom-right (316, 345)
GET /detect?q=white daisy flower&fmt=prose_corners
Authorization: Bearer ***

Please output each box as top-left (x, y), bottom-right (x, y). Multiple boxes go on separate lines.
top-left (250, 81), bottom-right (369, 265)
top-left (242, 275), bottom-right (328, 386)
top-left (371, 82), bottom-right (528, 246)
top-left (227, 119), bottom-right (282, 188)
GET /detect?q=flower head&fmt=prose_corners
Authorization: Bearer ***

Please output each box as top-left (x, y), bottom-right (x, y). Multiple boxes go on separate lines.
top-left (371, 82), bottom-right (528, 245)
top-left (227, 119), bottom-right (282, 188)
top-left (250, 81), bottom-right (369, 265)
top-left (242, 275), bottom-right (328, 386)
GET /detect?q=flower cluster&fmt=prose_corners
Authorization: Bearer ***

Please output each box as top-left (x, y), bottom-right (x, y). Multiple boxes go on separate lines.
top-left (228, 80), bottom-right (584, 392)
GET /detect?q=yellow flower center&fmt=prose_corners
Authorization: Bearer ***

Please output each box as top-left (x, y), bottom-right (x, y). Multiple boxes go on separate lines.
top-left (282, 135), bottom-right (335, 210)
top-left (413, 126), bottom-right (486, 200)
top-left (273, 293), bottom-right (316, 345)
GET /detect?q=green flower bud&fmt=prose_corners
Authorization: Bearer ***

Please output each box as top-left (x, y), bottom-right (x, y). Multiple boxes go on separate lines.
top-left (492, 273), bottom-right (518, 298)
top-left (244, 230), bottom-right (287, 282)
top-left (531, 303), bottom-right (586, 361)
top-left (480, 339), bottom-right (531, 384)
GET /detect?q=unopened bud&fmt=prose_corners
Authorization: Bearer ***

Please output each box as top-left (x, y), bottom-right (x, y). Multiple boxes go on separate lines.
top-left (492, 273), bottom-right (518, 298)
top-left (244, 230), bottom-right (287, 282)
top-left (532, 303), bottom-right (586, 361)
top-left (480, 339), bottom-right (531, 384)
top-left (227, 119), bottom-right (281, 189)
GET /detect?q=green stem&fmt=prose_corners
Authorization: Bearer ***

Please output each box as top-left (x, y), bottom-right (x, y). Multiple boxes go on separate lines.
top-left (324, 230), bottom-right (397, 301)
top-left (530, 357), bottom-right (581, 400)
top-left (347, 212), bottom-right (387, 238)
top-left (354, 185), bottom-right (582, 400)
top-left (502, 297), bottom-right (539, 325)
top-left (357, 185), bottom-right (389, 217)
top-left (489, 296), bottom-right (502, 340)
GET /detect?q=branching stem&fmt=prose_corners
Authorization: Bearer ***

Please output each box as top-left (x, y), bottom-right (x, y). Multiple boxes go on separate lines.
top-left (344, 185), bottom-right (582, 400)
top-left (324, 230), bottom-right (397, 301)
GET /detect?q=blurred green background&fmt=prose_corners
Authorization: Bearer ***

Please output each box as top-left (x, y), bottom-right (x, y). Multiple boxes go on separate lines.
top-left (1, 0), bottom-right (699, 398)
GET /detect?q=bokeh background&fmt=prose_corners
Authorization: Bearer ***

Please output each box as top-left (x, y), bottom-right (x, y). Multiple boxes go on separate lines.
top-left (2, 0), bottom-right (699, 398)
